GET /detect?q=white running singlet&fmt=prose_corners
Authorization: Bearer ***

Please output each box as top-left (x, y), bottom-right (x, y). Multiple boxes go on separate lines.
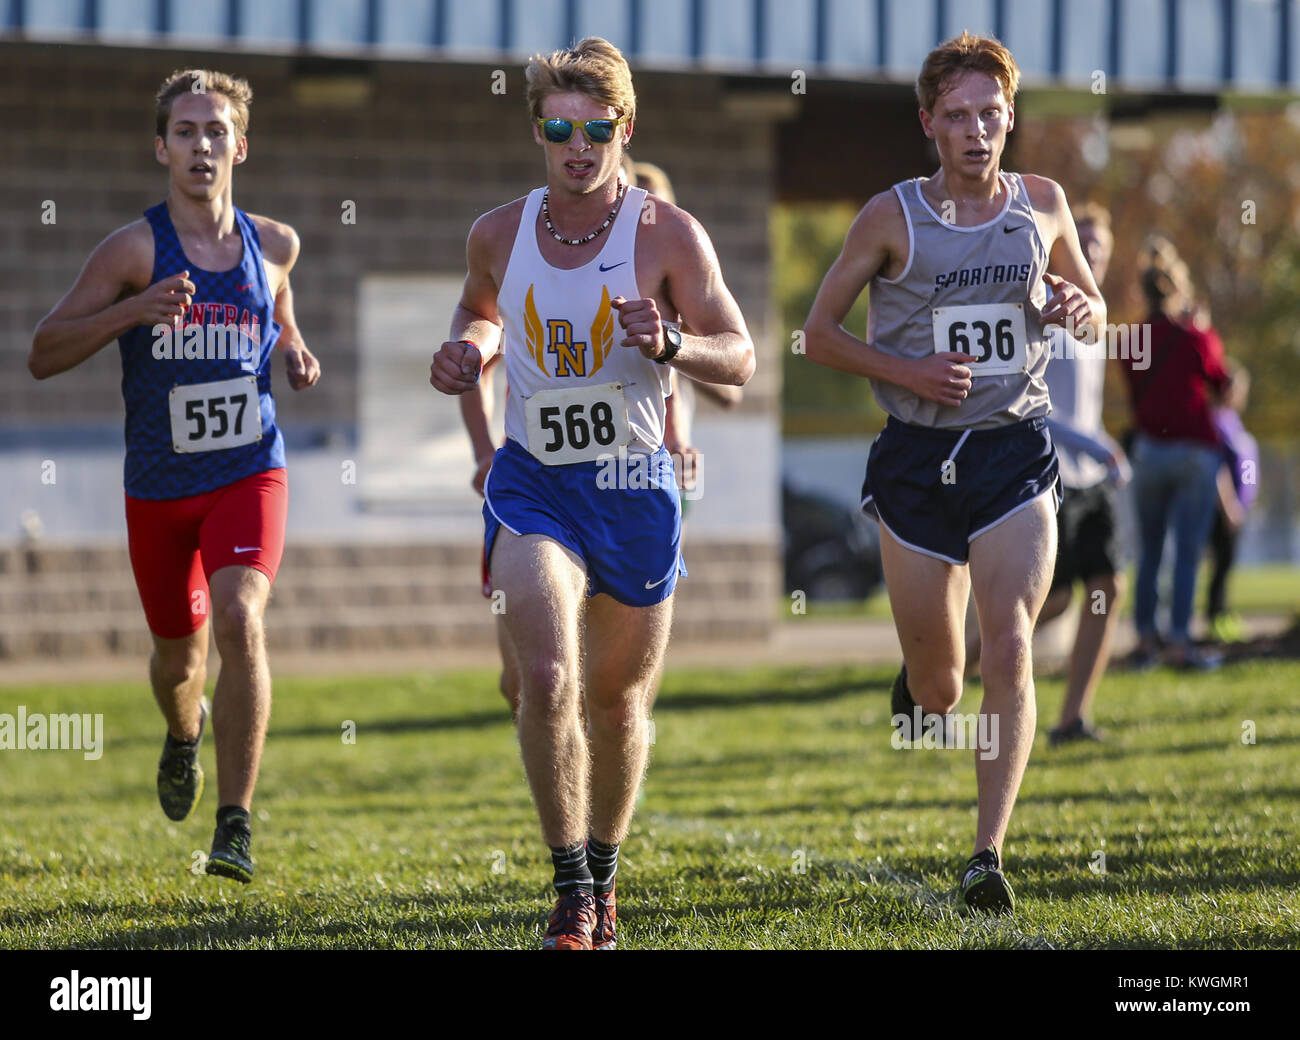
top-left (498, 185), bottom-right (671, 462)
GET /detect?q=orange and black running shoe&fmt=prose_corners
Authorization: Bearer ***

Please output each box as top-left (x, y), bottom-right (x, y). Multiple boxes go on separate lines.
top-left (542, 890), bottom-right (597, 950)
top-left (592, 882), bottom-right (617, 950)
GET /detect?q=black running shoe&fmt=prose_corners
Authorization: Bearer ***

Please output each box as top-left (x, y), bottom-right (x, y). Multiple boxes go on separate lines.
top-left (890, 665), bottom-right (951, 742)
top-left (890, 665), bottom-right (921, 739)
top-left (960, 847), bottom-right (1014, 914)
top-left (1049, 717), bottom-right (1104, 747)
top-left (206, 810), bottom-right (254, 883)
top-left (157, 697), bottom-right (208, 822)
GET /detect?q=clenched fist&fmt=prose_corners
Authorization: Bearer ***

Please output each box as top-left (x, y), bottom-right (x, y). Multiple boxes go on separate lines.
top-left (431, 339), bottom-right (482, 395)
top-left (137, 271), bottom-right (195, 329)
top-left (611, 296), bottom-right (669, 361)
top-left (904, 352), bottom-right (973, 408)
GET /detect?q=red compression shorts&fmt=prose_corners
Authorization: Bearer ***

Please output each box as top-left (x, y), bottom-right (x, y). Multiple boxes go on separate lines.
top-left (124, 468), bottom-right (288, 639)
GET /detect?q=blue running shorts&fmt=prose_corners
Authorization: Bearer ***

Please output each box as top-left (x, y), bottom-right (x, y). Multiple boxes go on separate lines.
top-left (484, 438), bottom-right (686, 607)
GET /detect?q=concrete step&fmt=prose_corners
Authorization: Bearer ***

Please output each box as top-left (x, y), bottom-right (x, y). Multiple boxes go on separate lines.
top-left (0, 540), bottom-right (779, 660)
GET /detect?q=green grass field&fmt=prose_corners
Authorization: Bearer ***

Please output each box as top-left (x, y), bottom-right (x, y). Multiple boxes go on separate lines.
top-left (2, 659), bottom-right (1298, 949)
top-left (798, 563), bottom-right (1300, 622)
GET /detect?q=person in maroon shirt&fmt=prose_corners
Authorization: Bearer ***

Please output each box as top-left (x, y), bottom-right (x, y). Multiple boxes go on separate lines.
top-left (1120, 238), bottom-right (1230, 668)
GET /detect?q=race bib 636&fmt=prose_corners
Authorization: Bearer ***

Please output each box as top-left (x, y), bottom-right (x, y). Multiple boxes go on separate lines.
top-left (931, 303), bottom-right (1029, 376)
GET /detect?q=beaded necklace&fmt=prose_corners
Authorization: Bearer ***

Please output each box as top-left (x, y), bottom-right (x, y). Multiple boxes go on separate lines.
top-left (542, 180), bottom-right (626, 246)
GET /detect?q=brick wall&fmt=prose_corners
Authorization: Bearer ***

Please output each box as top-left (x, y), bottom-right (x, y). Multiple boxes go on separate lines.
top-left (2, 42), bottom-right (780, 426)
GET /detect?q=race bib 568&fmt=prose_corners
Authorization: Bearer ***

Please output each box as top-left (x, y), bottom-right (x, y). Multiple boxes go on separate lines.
top-left (168, 376), bottom-right (263, 454)
top-left (523, 382), bottom-right (631, 466)
top-left (932, 303), bottom-right (1029, 376)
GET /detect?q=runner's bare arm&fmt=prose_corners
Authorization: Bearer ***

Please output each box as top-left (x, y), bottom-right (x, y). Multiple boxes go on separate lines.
top-left (272, 275), bottom-right (321, 389)
top-left (254, 218), bottom-right (321, 390)
top-left (461, 353), bottom-right (503, 495)
top-left (649, 210), bottom-right (754, 387)
top-left (805, 193), bottom-right (973, 408)
top-left (433, 208), bottom-right (509, 395)
top-left (29, 223), bottom-right (189, 380)
top-left (1023, 176), bottom-right (1107, 340)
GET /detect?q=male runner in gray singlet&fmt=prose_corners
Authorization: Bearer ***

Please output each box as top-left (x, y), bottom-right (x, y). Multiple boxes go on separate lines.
top-left (805, 31), bottom-right (1105, 913)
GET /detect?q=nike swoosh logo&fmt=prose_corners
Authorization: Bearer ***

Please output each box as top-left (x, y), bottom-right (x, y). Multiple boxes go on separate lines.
top-left (233, 546), bottom-right (261, 553)
top-left (644, 573), bottom-right (672, 590)
top-left (236, 283), bottom-right (254, 290)
top-left (598, 262), bottom-right (628, 272)
top-left (1002, 225), bottom-right (1022, 233)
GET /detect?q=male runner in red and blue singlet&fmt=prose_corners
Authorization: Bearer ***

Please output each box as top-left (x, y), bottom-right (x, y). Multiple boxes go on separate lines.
top-left (30, 70), bottom-right (320, 882)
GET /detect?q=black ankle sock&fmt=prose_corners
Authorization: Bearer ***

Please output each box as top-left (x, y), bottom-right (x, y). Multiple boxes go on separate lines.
top-left (217, 805), bottom-right (250, 829)
top-left (549, 841), bottom-right (593, 896)
top-left (968, 846), bottom-right (999, 870)
top-left (587, 837), bottom-right (619, 895)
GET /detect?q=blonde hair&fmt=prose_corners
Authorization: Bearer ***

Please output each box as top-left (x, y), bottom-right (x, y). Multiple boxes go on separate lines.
top-left (155, 69), bottom-right (253, 138)
top-left (634, 161), bottom-right (675, 204)
top-left (916, 31), bottom-right (1020, 112)
top-left (526, 37), bottom-right (636, 126)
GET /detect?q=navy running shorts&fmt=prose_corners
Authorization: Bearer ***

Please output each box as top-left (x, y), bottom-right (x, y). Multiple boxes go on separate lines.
top-left (861, 416), bottom-right (1061, 565)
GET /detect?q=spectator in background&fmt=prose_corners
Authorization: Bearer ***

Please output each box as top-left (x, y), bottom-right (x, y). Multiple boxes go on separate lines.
top-left (1205, 359), bottom-right (1259, 643)
top-left (965, 203), bottom-right (1129, 741)
top-left (1036, 204), bottom-right (1130, 742)
top-left (1121, 237), bottom-right (1231, 670)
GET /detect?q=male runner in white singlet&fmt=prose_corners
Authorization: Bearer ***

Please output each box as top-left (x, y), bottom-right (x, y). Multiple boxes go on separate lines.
top-left (431, 38), bottom-right (753, 949)
top-left (805, 32), bottom-right (1104, 912)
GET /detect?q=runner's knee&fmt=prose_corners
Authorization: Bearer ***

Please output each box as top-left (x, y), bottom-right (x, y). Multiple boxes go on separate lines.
top-left (979, 628), bottom-right (1032, 689)
top-left (211, 593), bottom-right (265, 648)
top-left (151, 645), bottom-right (205, 690)
top-left (517, 656), bottom-right (577, 717)
top-left (586, 692), bottom-right (645, 740)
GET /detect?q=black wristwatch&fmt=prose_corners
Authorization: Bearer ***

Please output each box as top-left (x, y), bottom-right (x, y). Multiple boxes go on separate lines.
top-left (656, 321), bottom-right (682, 364)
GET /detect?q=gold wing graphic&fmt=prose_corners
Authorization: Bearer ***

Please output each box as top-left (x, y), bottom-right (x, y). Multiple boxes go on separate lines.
top-left (588, 285), bottom-right (615, 377)
top-left (523, 284), bottom-right (547, 374)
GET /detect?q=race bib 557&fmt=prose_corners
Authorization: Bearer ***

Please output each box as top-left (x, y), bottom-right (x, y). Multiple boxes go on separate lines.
top-left (168, 376), bottom-right (262, 454)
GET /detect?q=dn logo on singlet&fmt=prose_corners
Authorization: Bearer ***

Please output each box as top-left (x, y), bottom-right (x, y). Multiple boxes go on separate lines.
top-left (524, 284), bottom-right (616, 378)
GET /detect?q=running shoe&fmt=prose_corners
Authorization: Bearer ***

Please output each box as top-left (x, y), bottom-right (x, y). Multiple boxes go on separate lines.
top-left (1169, 645), bottom-right (1223, 672)
top-left (890, 665), bottom-right (921, 739)
top-left (592, 882), bottom-right (617, 950)
top-left (960, 847), bottom-right (1014, 914)
top-left (542, 890), bottom-right (597, 950)
top-left (1048, 717), bottom-right (1105, 747)
top-left (1209, 613), bottom-right (1244, 645)
top-left (205, 810), bottom-right (254, 883)
top-left (157, 697), bottom-right (209, 822)
top-left (890, 665), bottom-right (954, 743)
